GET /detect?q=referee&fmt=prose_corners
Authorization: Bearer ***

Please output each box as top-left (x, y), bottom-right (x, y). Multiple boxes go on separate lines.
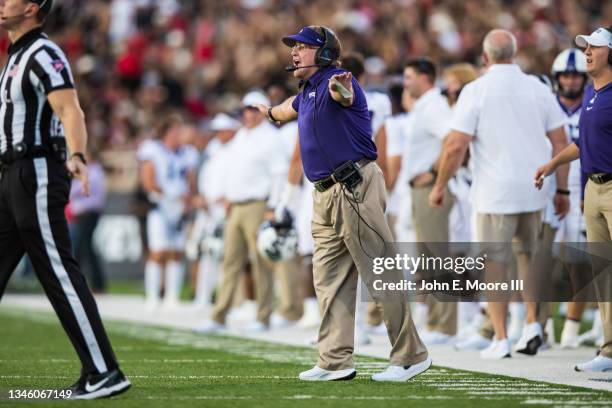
top-left (0, 0), bottom-right (130, 399)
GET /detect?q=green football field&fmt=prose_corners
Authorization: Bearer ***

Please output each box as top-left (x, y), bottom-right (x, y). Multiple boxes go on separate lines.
top-left (0, 308), bottom-right (610, 407)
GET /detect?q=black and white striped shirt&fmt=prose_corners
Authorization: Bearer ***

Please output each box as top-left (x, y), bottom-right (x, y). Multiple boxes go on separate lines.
top-left (0, 27), bottom-right (74, 154)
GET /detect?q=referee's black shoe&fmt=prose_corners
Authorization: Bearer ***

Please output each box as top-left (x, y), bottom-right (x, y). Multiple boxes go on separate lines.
top-left (68, 369), bottom-right (131, 400)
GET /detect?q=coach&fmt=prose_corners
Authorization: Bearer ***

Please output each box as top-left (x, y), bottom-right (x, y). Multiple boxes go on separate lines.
top-left (255, 25), bottom-right (429, 382)
top-left (0, 0), bottom-right (129, 399)
top-left (429, 29), bottom-right (569, 359)
top-left (535, 27), bottom-right (612, 372)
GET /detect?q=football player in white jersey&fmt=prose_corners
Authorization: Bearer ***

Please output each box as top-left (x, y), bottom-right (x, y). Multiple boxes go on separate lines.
top-left (138, 113), bottom-right (198, 310)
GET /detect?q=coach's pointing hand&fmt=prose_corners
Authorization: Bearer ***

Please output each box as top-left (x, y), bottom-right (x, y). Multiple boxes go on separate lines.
top-left (67, 156), bottom-right (90, 196)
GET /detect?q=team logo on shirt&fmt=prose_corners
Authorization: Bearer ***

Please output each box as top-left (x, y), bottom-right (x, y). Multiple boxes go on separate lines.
top-left (51, 59), bottom-right (65, 73)
top-left (308, 91), bottom-right (316, 98)
top-left (8, 65), bottom-right (19, 78)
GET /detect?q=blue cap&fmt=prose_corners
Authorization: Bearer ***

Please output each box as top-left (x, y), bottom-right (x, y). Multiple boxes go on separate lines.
top-left (282, 27), bottom-right (325, 48)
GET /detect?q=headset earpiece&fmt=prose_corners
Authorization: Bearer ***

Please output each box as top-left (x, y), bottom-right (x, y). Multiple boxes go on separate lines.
top-left (315, 27), bottom-right (338, 67)
top-left (606, 27), bottom-right (612, 66)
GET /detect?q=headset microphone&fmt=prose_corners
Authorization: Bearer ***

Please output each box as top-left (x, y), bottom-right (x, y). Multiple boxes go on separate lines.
top-left (284, 64), bottom-right (319, 72)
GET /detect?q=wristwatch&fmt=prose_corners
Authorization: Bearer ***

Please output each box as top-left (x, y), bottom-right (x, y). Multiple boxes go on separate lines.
top-left (70, 152), bottom-right (87, 165)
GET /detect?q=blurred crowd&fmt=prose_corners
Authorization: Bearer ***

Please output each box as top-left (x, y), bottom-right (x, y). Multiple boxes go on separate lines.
top-left (0, 0), bottom-right (608, 153)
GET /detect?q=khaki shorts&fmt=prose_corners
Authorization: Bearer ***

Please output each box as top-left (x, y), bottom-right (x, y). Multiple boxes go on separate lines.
top-left (476, 212), bottom-right (542, 262)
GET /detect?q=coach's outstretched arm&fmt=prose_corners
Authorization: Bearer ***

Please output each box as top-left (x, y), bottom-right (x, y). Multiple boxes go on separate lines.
top-left (255, 96), bottom-right (298, 124)
top-left (534, 143), bottom-right (580, 190)
top-left (48, 88), bottom-right (90, 196)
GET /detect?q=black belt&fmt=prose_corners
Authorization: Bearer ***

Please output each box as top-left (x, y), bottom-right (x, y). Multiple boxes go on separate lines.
top-left (231, 198), bottom-right (267, 206)
top-left (588, 173), bottom-right (612, 185)
top-left (314, 158), bottom-right (371, 193)
top-left (0, 142), bottom-right (52, 167)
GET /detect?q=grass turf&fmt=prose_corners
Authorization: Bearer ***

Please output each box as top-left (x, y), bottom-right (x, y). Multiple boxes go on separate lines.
top-left (0, 308), bottom-right (610, 407)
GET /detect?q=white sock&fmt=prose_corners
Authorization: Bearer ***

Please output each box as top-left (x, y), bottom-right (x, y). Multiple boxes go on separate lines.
top-left (145, 261), bottom-right (162, 303)
top-left (561, 319), bottom-right (581, 339)
top-left (194, 256), bottom-right (220, 306)
top-left (164, 260), bottom-right (185, 304)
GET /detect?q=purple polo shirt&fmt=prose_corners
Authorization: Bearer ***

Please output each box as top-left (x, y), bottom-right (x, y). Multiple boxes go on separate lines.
top-left (292, 66), bottom-right (377, 181)
top-left (575, 83), bottom-right (612, 174)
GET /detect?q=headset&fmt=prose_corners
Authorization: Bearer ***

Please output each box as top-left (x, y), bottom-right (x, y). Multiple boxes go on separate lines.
top-left (314, 27), bottom-right (340, 68)
top-left (606, 27), bottom-right (612, 66)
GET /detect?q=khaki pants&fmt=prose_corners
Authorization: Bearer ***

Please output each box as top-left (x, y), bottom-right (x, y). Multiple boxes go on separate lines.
top-left (583, 180), bottom-right (612, 358)
top-left (275, 257), bottom-right (303, 321)
top-left (412, 185), bottom-right (457, 335)
top-left (211, 201), bottom-right (274, 325)
top-left (312, 163), bottom-right (427, 370)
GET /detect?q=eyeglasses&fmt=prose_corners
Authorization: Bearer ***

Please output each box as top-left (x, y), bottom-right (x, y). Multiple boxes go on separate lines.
top-left (291, 44), bottom-right (318, 52)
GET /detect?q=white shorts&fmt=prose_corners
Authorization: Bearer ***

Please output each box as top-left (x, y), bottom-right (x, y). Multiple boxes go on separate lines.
top-left (147, 209), bottom-right (186, 252)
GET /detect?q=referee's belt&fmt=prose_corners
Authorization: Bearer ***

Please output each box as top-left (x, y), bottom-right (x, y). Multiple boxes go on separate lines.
top-left (588, 173), bottom-right (612, 185)
top-left (0, 142), bottom-right (66, 167)
top-left (313, 158), bottom-right (371, 193)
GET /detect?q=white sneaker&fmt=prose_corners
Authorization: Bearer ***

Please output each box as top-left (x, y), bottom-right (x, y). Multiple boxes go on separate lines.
top-left (270, 313), bottom-right (297, 329)
top-left (514, 322), bottom-right (543, 355)
top-left (575, 355), bottom-right (612, 372)
top-left (193, 319), bottom-right (226, 334)
top-left (145, 298), bottom-right (159, 311)
top-left (371, 356), bottom-right (432, 382)
top-left (355, 326), bottom-right (371, 346)
top-left (454, 333), bottom-right (491, 351)
top-left (480, 339), bottom-right (512, 359)
top-left (560, 319), bottom-right (581, 349)
top-left (298, 365), bottom-right (356, 381)
top-left (420, 330), bottom-right (453, 345)
top-left (297, 298), bottom-right (320, 329)
top-left (578, 313), bottom-right (604, 347)
top-left (240, 321), bottom-right (268, 333)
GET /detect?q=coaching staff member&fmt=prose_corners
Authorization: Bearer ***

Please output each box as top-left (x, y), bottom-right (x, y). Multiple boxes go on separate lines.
top-left (536, 27), bottom-right (612, 372)
top-left (255, 25), bottom-right (429, 382)
top-left (0, 0), bottom-right (129, 399)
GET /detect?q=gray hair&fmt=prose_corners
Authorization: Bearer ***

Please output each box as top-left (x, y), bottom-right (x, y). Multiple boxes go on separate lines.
top-left (483, 29), bottom-right (517, 63)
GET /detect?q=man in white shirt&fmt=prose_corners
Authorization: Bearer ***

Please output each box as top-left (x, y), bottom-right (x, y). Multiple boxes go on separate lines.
top-left (401, 58), bottom-right (457, 344)
top-left (429, 29), bottom-right (569, 359)
top-left (190, 113), bottom-right (240, 309)
top-left (199, 91), bottom-right (287, 332)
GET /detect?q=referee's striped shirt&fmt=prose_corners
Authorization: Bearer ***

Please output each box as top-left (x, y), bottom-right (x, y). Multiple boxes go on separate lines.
top-left (0, 27), bottom-right (74, 155)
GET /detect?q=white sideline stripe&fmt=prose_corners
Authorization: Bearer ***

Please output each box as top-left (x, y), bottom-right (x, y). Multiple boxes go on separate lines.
top-left (33, 158), bottom-right (107, 373)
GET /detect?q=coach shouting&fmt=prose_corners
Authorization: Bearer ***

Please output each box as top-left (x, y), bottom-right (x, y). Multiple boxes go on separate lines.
top-left (535, 27), bottom-right (612, 372)
top-left (0, 0), bottom-right (129, 399)
top-left (255, 25), bottom-right (429, 382)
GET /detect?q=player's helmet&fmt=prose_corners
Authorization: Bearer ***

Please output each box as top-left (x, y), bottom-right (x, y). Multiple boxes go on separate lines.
top-left (551, 48), bottom-right (587, 99)
top-left (203, 222), bottom-right (225, 261)
top-left (256, 211), bottom-right (298, 262)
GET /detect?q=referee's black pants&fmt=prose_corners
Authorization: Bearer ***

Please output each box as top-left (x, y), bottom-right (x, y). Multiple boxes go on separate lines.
top-left (0, 157), bottom-right (118, 375)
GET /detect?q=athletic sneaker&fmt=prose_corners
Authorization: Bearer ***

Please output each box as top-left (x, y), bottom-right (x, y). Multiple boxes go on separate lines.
top-left (298, 366), bottom-right (356, 381)
top-left (193, 319), bottom-right (226, 334)
top-left (560, 319), bottom-right (581, 349)
top-left (420, 330), bottom-right (453, 345)
top-left (69, 369), bottom-right (131, 400)
top-left (514, 322), bottom-right (543, 355)
top-left (240, 321), bottom-right (268, 333)
top-left (574, 355), bottom-right (612, 372)
top-left (454, 333), bottom-right (491, 351)
top-left (480, 339), bottom-right (512, 359)
top-left (371, 356), bottom-right (432, 382)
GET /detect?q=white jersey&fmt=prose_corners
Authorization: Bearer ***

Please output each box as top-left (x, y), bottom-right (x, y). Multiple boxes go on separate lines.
top-left (553, 99), bottom-right (586, 243)
top-left (365, 91), bottom-right (392, 140)
top-left (137, 139), bottom-right (198, 221)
